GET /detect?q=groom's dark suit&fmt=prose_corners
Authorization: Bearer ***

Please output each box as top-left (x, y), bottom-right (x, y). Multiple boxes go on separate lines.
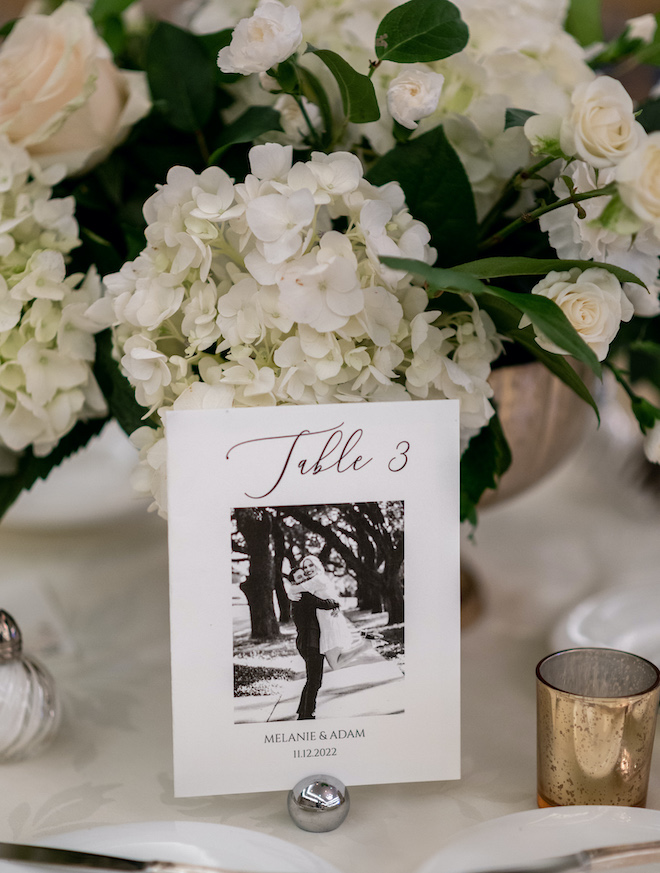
top-left (291, 591), bottom-right (338, 720)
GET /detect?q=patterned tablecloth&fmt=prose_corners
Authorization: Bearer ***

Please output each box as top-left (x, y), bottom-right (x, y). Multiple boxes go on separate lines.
top-left (1, 423), bottom-right (660, 873)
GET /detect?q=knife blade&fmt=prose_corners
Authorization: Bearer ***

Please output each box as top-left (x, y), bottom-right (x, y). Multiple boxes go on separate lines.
top-left (0, 842), bottom-right (247, 873)
top-left (465, 839), bottom-right (660, 873)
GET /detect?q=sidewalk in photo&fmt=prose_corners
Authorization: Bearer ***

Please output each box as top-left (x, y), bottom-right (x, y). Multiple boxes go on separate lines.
top-left (234, 641), bottom-right (404, 723)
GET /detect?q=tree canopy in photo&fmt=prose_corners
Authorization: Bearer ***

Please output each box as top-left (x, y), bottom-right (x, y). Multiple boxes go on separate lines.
top-left (232, 501), bottom-right (404, 640)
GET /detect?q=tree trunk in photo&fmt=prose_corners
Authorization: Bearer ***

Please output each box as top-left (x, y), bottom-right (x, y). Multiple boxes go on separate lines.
top-left (356, 573), bottom-right (385, 613)
top-left (235, 509), bottom-right (281, 641)
top-left (382, 556), bottom-right (404, 624)
top-left (271, 516), bottom-right (291, 624)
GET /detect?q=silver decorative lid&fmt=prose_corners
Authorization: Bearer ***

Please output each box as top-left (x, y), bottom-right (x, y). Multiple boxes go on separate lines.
top-left (0, 610), bottom-right (22, 662)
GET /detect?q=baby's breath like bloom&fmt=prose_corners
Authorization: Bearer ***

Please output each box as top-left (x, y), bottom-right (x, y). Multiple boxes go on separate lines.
top-left (105, 144), bottom-right (502, 514)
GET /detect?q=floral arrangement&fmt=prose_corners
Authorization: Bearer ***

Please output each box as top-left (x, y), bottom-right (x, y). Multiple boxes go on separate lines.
top-left (0, 139), bottom-right (106, 464)
top-left (0, 0), bottom-right (660, 524)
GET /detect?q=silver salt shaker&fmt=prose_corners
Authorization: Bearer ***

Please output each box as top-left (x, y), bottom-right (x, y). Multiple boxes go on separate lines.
top-left (0, 610), bottom-right (60, 761)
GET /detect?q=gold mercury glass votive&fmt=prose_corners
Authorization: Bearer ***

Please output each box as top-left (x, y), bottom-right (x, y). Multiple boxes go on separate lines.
top-left (536, 647), bottom-right (660, 808)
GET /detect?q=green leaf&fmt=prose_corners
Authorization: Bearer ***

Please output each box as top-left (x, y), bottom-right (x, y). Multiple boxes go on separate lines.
top-left (631, 340), bottom-right (660, 357)
top-left (639, 97), bottom-right (660, 134)
top-left (597, 194), bottom-right (643, 237)
top-left (631, 396), bottom-right (660, 433)
top-left (0, 417), bottom-right (108, 521)
top-left (306, 47), bottom-right (380, 123)
top-left (514, 331), bottom-right (600, 417)
top-left (90, 0), bottom-right (138, 24)
top-left (0, 19), bottom-right (17, 37)
top-left (297, 66), bottom-right (334, 147)
top-left (380, 257), bottom-right (486, 295)
top-left (479, 296), bottom-right (600, 419)
top-left (199, 29), bottom-right (241, 83)
top-left (208, 106), bottom-right (283, 163)
top-left (629, 340), bottom-right (660, 394)
top-left (273, 58), bottom-right (299, 94)
top-left (93, 330), bottom-right (156, 437)
top-left (79, 227), bottom-right (122, 277)
top-left (394, 263), bottom-right (601, 418)
top-left (564, 0), bottom-right (603, 47)
top-left (146, 23), bottom-right (216, 132)
top-left (383, 256), bottom-right (602, 376)
top-left (505, 108), bottom-right (536, 130)
top-left (375, 0), bottom-right (468, 63)
top-left (452, 256), bottom-right (646, 287)
top-left (367, 125), bottom-right (478, 265)
top-left (488, 285), bottom-right (601, 376)
top-left (99, 15), bottom-right (126, 57)
top-left (460, 413), bottom-right (511, 524)
top-left (393, 120), bottom-right (414, 143)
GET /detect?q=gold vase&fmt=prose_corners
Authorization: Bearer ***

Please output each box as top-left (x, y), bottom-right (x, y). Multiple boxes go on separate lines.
top-left (461, 360), bottom-right (597, 625)
top-left (481, 360), bottom-right (597, 507)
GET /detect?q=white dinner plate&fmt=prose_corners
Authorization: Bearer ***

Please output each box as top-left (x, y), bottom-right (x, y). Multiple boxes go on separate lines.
top-left (418, 807), bottom-right (660, 873)
top-left (550, 584), bottom-right (660, 669)
top-left (3, 421), bottom-right (148, 528)
top-left (0, 821), bottom-right (341, 873)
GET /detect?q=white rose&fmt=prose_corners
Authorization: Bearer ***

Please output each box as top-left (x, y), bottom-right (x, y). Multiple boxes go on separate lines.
top-left (560, 76), bottom-right (646, 169)
top-left (217, 0), bottom-right (303, 75)
top-left (626, 14), bottom-right (657, 44)
top-left (521, 267), bottom-right (634, 361)
top-left (386, 67), bottom-right (445, 130)
top-left (616, 132), bottom-right (660, 237)
top-left (0, 2), bottom-right (151, 176)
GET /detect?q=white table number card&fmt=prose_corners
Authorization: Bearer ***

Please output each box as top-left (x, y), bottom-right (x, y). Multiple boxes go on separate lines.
top-left (166, 400), bottom-right (460, 796)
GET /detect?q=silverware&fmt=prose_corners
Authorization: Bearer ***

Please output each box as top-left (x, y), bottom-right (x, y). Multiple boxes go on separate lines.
top-left (467, 840), bottom-right (660, 873)
top-left (0, 842), bottom-right (251, 873)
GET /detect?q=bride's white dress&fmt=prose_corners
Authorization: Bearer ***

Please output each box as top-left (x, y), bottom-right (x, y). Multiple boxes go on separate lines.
top-left (298, 573), bottom-right (354, 654)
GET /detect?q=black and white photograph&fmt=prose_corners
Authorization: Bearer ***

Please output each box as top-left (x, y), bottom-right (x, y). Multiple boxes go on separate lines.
top-left (232, 501), bottom-right (405, 724)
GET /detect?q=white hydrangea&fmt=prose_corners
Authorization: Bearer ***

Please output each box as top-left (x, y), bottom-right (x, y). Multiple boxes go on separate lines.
top-left (105, 143), bottom-right (502, 514)
top-left (0, 136), bottom-right (108, 458)
top-left (186, 0), bottom-right (594, 217)
top-left (539, 161), bottom-right (660, 316)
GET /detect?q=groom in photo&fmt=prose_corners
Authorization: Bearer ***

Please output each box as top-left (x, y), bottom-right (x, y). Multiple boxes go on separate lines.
top-left (289, 577), bottom-right (339, 720)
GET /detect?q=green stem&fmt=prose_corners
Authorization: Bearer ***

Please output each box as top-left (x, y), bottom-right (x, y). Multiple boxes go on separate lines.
top-left (479, 182), bottom-right (617, 251)
top-left (195, 129), bottom-right (210, 165)
top-left (604, 361), bottom-right (636, 401)
top-left (295, 95), bottom-right (323, 149)
top-left (368, 58), bottom-right (383, 78)
top-left (477, 155), bottom-right (558, 241)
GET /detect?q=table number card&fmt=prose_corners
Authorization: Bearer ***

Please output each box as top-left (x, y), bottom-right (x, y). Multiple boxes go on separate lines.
top-left (166, 400), bottom-right (460, 796)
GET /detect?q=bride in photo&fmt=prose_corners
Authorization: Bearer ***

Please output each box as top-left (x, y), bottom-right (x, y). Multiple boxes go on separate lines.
top-left (292, 555), bottom-right (368, 670)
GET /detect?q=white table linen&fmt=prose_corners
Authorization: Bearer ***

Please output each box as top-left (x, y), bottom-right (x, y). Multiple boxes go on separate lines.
top-left (1, 432), bottom-right (659, 873)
